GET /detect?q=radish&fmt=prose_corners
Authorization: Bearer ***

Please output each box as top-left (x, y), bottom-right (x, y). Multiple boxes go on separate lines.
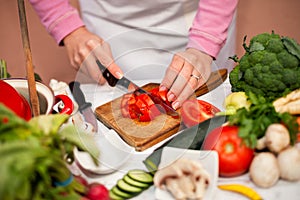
top-left (86, 183), bottom-right (109, 200)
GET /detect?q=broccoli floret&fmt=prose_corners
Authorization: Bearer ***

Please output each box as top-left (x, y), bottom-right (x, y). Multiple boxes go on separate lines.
top-left (248, 51), bottom-right (265, 66)
top-left (229, 65), bottom-right (242, 89)
top-left (266, 38), bottom-right (284, 53)
top-left (277, 49), bottom-right (299, 69)
top-left (229, 31), bottom-right (300, 101)
top-left (249, 33), bottom-right (272, 48)
top-left (262, 52), bottom-right (277, 65)
top-left (239, 55), bottom-right (251, 72)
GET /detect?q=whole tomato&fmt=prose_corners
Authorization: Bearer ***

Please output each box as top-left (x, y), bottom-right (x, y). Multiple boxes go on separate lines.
top-left (202, 125), bottom-right (254, 177)
top-left (181, 99), bottom-right (220, 128)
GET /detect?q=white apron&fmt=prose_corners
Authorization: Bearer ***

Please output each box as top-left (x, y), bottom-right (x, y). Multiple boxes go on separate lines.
top-left (78, 0), bottom-right (236, 81)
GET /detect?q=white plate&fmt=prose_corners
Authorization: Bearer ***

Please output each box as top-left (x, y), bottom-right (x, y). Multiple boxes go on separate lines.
top-left (155, 147), bottom-right (219, 200)
top-left (74, 130), bottom-right (135, 174)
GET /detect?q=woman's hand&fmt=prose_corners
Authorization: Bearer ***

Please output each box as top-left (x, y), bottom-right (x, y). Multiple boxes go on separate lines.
top-left (160, 48), bottom-right (213, 110)
top-left (63, 27), bottom-right (123, 84)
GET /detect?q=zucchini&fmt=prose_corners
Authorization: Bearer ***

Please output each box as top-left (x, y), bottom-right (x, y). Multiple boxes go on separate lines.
top-left (127, 169), bottom-right (153, 184)
top-left (117, 179), bottom-right (142, 194)
top-left (109, 190), bottom-right (124, 200)
top-left (111, 186), bottom-right (132, 199)
top-left (123, 175), bottom-right (150, 188)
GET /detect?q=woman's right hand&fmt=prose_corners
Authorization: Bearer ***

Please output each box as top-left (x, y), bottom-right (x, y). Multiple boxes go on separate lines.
top-left (63, 27), bottom-right (123, 84)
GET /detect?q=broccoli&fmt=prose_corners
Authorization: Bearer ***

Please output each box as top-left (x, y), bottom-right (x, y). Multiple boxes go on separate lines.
top-left (229, 31), bottom-right (300, 101)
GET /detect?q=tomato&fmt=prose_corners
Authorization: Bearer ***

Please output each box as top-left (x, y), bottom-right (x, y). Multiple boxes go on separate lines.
top-left (86, 183), bottom-right (109, 200)
top-left (149, 87), bottom-right (172, 106)
top-left (202, 125), bottom-right (254, 177)
top-left (181, 99), bottom-right (220, 128)
top-left (120, 86), bottom-right (173, 122)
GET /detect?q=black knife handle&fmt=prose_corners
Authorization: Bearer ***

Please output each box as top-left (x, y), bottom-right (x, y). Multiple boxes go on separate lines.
top-left (69, 81), bottom-right (92, 112)
top-left (96, 59), bottom-right (132, 89)
top-left (96, 59), bottom-right (118, 87)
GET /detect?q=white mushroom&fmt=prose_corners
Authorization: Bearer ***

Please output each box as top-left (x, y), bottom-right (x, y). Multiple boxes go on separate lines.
top-left (277, 146), bottom-right (300, 181)
top-left (264, 123), bottom-right (290, 153)
top-left (154, 158), bottom-right (210, 199)
top-left (165, 178), bottom-right (187, 200)
top-left (249, 152), bottom-right (280, 188)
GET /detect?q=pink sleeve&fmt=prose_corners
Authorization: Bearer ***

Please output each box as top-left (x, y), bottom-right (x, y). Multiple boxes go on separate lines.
top-left (29, 0), bottom-right (84, 45)
top-left (187, 0), bottom-right (239, 58)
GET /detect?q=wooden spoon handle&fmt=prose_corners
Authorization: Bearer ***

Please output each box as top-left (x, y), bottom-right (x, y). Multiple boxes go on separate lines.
top-left (17, 0), bottom-right (40, 116)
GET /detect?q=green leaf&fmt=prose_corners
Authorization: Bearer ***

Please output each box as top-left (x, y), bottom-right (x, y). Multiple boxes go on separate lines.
top-left (282, 37), bottom-right (300, 60)
top-left (59, 125), bottom-right (100, 165)
top-left (29, 114), bottom-right (69, 135)
top-left (249, 41), bottom-right (265, 52)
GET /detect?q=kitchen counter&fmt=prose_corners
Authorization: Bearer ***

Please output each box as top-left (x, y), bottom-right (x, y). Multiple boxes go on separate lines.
top-left (69, 78), bottom-right (300, 200)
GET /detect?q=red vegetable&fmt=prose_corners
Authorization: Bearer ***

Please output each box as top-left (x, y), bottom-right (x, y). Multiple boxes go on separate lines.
top-left (0, 80), bottom-right (31, 120)
top-left (86, 183), bottom-right (109, 200)
top-left (120, 87), bottom-right (169, 122)
top-left (181, 99), bottom-right (220, 128)
top-left (202, 125), bottom-right (254, 177)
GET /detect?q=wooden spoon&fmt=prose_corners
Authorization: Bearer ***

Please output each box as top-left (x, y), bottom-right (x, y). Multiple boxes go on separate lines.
top-left (17, 0), bottom-right (40, 116)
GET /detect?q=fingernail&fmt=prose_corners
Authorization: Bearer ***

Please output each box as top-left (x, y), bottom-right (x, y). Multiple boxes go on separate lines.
top-left (172, 101), bottom-right (180, 110)
top-left (116, 71), bottom-right (123, 79)
top-left (159, 85), bottom-right (167, 91)
top-left (168, 93), bottom-right (175, 102)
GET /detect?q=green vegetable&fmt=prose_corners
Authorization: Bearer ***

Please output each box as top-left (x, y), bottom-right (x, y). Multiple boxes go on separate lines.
top-left (228, 92), bottom-right (299, 148)
top-left (0, 59), bottom-right (11, 79)
top-left (0, 103), bottom-right (100, 200)
top-left (229, 31), bottom-right (300, 101)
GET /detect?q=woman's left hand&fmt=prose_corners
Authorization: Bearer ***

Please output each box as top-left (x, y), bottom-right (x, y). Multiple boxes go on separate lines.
top-left (160, 48), bottom-right (213, 110)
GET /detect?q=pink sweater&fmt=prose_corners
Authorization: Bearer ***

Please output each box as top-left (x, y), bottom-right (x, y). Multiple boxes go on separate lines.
top-left (29, 0), bottom-right (238, 58)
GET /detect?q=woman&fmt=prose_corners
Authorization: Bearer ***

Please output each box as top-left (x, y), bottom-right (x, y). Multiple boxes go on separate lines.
top-left (29, 0), bottom-right (238, 110)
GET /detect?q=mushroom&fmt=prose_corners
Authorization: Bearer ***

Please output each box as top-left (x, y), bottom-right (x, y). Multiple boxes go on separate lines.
top-left (277, 146), bottom-right (300, 181)
top-left (154, 158), bottom-right (210, 199)
top-left (249, 152), bottom-right (280, 188)
top-left (255, 123), bottom-right (290, 153)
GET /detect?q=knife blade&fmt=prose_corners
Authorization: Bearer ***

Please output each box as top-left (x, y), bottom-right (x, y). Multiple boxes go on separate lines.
top-left (69, 81), bottom-right (98, 132)
top-left (96, 60), bottom-right (179, 117)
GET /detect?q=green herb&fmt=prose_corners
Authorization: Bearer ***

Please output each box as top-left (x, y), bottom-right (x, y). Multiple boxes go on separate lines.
top-left (0, 59), bottom-right (11, 79)
top-left (0, 103), bottom-right (99, 200)
top-left (228, 92), bottom-right (299, 148)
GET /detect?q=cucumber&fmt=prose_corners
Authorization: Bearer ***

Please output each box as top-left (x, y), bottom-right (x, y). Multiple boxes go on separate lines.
top-left (123, 175), bottom-right (150, 188)
top-left (111, 186), bottom-right (132, 199)
top-left (109, 190), bottom-right (124, 200)
top-left (117, 179), bottom-right (143, 194)
top-left (127, 169), bottom-right (153, 184)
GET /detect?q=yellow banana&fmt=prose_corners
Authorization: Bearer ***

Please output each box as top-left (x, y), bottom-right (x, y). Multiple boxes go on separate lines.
top-left (218, 184), bottom-right (263, 200)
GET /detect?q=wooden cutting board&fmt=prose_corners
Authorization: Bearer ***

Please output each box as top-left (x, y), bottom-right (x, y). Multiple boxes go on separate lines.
top-left (95, 68), bottom-right (227, 151)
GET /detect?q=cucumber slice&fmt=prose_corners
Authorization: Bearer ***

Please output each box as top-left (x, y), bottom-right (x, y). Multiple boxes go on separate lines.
top-left (124, 175), bottom-right (150, 188)
top-left (127, 169), bottom-right (153, 184)
top-left (117, 179), bottom-right (143, 194)
top-left (111, 186), bottom-right (133, 199)
top-left (109, 190), bottom-right (124, 200)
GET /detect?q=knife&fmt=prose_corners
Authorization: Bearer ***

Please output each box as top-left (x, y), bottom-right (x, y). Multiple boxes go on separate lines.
top-left (69, 81), bottom-right (98, 132)
top-left (96, 60), bottom-right (179, 117)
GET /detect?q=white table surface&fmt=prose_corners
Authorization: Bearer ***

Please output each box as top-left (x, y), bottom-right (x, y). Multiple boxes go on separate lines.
top-left (68, 78), bottom-right (300, 200)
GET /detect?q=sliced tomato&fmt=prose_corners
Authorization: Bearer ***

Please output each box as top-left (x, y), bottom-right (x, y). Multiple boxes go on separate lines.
top-left (181, 99), bottom-right (220, 128)
top-left (121, 86), bottom-right (173, 122)
top-left (149, 87), bottom-right (159, 96)
top-left (138, 93), bottom-right (155, 107)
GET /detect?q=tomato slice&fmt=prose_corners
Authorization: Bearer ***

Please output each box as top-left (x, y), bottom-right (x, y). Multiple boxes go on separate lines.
top-left (120, 86), bottom-right (173, 122)
top-left (203, 125), bottom-right (254, 177)
top-left (181, 99), bottom-right (220, 128)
